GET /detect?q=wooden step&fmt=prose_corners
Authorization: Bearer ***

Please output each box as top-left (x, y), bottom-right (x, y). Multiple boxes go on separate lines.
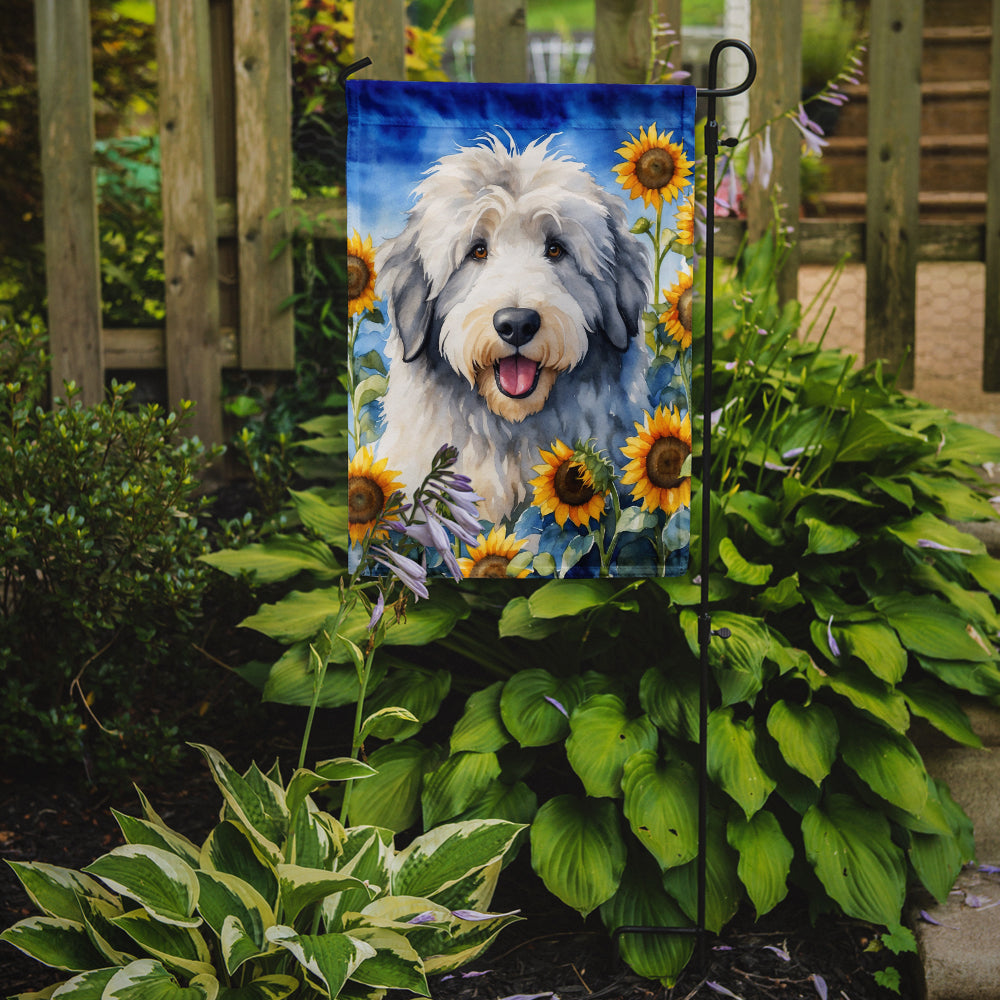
top-left (813, 189), bottom-right (987, 222)
top-left (922, 25), bottom-right (993, 82)
top-left (922, 0), bottom-right (992, 28)
top-left (834, 80), bottom-right (991, 137)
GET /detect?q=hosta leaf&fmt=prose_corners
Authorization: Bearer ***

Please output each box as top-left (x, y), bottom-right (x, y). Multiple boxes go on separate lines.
top-left (909, 829), bottom-right (965, 906)
top-left (724, 490), bottom-right (784, 545)
top-left (5, 862), bottom-right (118, 923)
top-left (421, 751), bottom-right (502, 828)
top-left (76, 895), bottom-right (135, 966)
top-left (901, 680), bottom-right (982, 748)
top-left (199, 822), bottom-right (278, 910)
top-left (755, 573), bottom-right (805, 614)
top-left (599, 852), bottom-right (694, 987)
top-left (112, 813), bottom-right (201, 868)
top-left (392, 820), bottom-right (524, 900)
top-left (450, 682), bottom-right (511, 754)
top-left (103, 959), bottom-right (217, 1000)
top-left (453, 779), bottom-right (538, 827)
top-left (422, 907), bottom-right (522, 974)
top-left (916, 655), bottom-right (1000, 697)
top-left (285, 760), bottom-right (375, 823)
top-left (497, 596), bottom-right (564, 639)
top-left (834, 409), bottom-right (926, 463)
top-left (839, 718), bottom-right (929, 816)
top-left (260, 644), bottom-right (386, 709)
top-left (526, 579), bottom-right (617, 618)
top-left (110, 909), bottom-right (214, 978)
top-left (681, 610), bottom-right (770, 706)
top-left (765, 700), bottom-right (838, 786)
top-left (727, 811), bottom-right (793, 917)
top-left (276, 865), bottom-right (374, 925)
top-left (530, 795), bottom-right (626, 917)
top-left (639, 665), bottom-right (699, 742)
top-left (803, 517), bottom-right (859, 556)
top-left (660, 810), bottom-right (741, 933)
top-left (707, 708), bottom-right (776, 818)
top-left (83, 846), bottom-right (200, 928)
top-left (874, 594), bottom-right (995, 662)
top-left (347, 740), bottom-right (442, 832)
top-left (345, 926), bottom-right (428, 994)
top-left (499, 670), bottom-right (585, 747)
top-left (216, 975), bottom-right (299, 1000)
top-left (265, 926), bottom-right (375, 997)
top-left (288, 488), bottom-right (348, 544)
top-left (812, 662), bottom-right (910, 732)
top-left (906, 472), bottom-right (997, 522)
top-left (195, 871), bottom-right (273, 973)
top-left (621, 751), bottom-right (699, 870)
top-left (322, 829), bottom-right (393, 930)
top-left (718, 536), bottom-right (772, 585)
top-left (46, 967), bottom-right (117, 998)
top-left (0, 916), bottom-right (107, 971)
top-left (566, 695), bottom-right (658, 798)
top-left (362, 667), bottom-right (451, 740)
top-left (886, 511), bottom-right (985, 556)
top-left (200, 536), bottom-right (340, 584)
top-left (833, 621), bottom-right (907, 684)
top-left (966, 553), bottom-right (1000, 598)
top-left (802, 793), bottom-right (906, 926)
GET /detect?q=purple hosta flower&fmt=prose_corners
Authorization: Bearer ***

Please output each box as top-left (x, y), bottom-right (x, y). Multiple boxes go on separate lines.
top-left (451, 908), bottom-right (521, 921)
top-left (497, 994), bottom-right (558, 1000)
top-left (544, 695), bottom-right (569, 718)
top-left (979, 864), bottom-right (1000, 874)
top-left (441, 970), bottom-right (493, 981)
top-left (827, 615), bottom-right (841, 658)
top-left (811, 974), bottom-right (828, 1000)
top-left (747, 125), bottom-right (774, 191)
top-left (791, 103), bottom-right (828, 156)
top-left (407, 911), bottom-right (438, 925)
top-left (406, 503), bottom-right (464, 581)
top-left (763, 944), bottom-right (790, 962)
top-left (422, 486), bottom-right (483, 546)
top-left (919, 909), bottom-right (958, 929)
top-left (715, 157), bottom-right (742, 216)
top-left (917, 538), bottom-right (973, 555)
top-left (367, 591), bottom-right (385, 631)
top-left (706, 982), bottom-right (742, 999)
top-left (371, 545), bottom-right (429, 600)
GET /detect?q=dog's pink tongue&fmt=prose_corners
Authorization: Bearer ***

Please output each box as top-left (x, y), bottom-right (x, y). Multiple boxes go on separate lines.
top-left (497, 356), bottom-right (537, 396)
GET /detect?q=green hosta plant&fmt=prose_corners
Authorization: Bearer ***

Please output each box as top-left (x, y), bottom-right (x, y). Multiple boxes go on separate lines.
top-left (1, 744), bottom-right (523, 999)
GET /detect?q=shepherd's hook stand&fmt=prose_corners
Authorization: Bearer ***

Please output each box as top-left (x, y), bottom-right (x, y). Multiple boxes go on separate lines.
top-left (612, 37), bottom-right (756, 974)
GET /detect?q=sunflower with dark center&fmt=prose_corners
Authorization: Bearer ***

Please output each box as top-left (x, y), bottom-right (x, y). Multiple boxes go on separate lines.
top-left (531, 439), bottom-right (608, 529)
top-left (674, 195), bottom-right (695, 245)
top-left (621, 405), bottom-right (692, 515)
top-left (660, 269), bottom-right (694, 349)
top-left (347, 230), bottom-right (377, 317)
top-left (347, 446), bottom-right (405, 544)
top-left (457, 526), bottom-right (530, 578)
top-left (613, 123), bottom-right (693, 211)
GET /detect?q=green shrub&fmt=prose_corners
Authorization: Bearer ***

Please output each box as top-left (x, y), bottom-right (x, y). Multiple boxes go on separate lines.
top-left (1, 743), bottom-right (524, 998)
top-left (0, 317), bottom-right (220, 783)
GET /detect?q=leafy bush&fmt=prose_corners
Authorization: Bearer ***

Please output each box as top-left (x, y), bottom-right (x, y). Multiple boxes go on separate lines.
top-left (1, 743), bottom-right (524, 998)
top-left (207, 232), bottom-right (1000, 985)
top-left (0, 317), bottom-right (220, 783)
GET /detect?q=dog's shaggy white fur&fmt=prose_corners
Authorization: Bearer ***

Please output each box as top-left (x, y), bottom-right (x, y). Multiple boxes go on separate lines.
top-left (374, 133), bottom-right (652, 523)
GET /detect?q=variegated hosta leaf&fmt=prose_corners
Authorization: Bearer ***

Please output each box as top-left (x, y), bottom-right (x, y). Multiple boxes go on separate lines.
top-left (450, 681), bottom-right (511, 754)
top-left (344, 926), bottom-right (429, 995)
top-left (112, 810), bottom-right (202, 868)
top-left (191, 745), bottom-right (287, 863)
top-left (727, 810), bottom-right (793, 918)
top-left (802, 793), bottom-right (906, 926)
top-left (421, 907), bottom-right (523, 975)
top-left (4, 861), bottom-right (118, 922)
top-left (45, 966), bottom-right (118, 997)
top-left (621, 751), bottom-right (699, 871)
top-left (599, 853), bottom-right (694, 987)
top-left (265, 926), bottom-right (375, 998)
top-left (322, 829), bottom-right (393, 931)
top-left (102, 958), bottom-right (218, 999)
top-left (288, 801), bottom-right (343, 870)
top-left (276, 864), bottom-right (375, 925)
top-left (214, 974), bottom-right (299, 1000)
top-left (195, 871), bottom-right (274, 974)
top-left (285, 760), bottom-right (375, 824)
top-left (420, 752), bottom-right (502, 829)
top-left (83, 846), bottom-right (200, 928)
top-left (566, 695), bottom-right (658, 798)
top-left (0, 916), bottom-right (107, 972)
top-left (110, 908), bottom-right (214, 979)
top-left (200, 822), bottom-right (278, 910)
top-left (77, 894), bottom-right (136, 966)
top-left (706, 707), bottom-right (776, 819)
top-left (420, 860), bottom-right (501, 918)
top-left (529, 795), bottom-right (626, 917)
top-left (391, 820), bottom-right (525, 901)
top-left (765, 700), bottom-right (838, 786)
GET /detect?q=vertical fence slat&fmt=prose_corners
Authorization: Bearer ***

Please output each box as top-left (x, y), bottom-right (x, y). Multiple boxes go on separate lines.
top-left (656, 0), bottom-right (682, 78)
top-left (157, 0), bottom-right (223, 444)
top-left (233, 0), bottom-right (294, 369)
top-left (864, 0), bottom-right (923, 389)
top-left (474, 0), bottom-right (526, 82)
top-left (34, 0), bottom-right (103, 405)
top-left (355, 0), bottom-right (406, 80)
top-left (594, 0), bottom-right (651, 84)
top-left (983, 0), bottom-right (1000, 390)
top-left (746, 0), bottom-right (801, 304)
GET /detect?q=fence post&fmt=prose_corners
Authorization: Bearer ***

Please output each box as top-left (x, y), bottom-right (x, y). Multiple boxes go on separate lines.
top-left (157, 0), bottom-right (223, 445)
top-left (746, 0), bottom-right (801, 305)
top-left (233, 0), bottom-right (294, 370)
top-left (864, 0), bottom-right (923, 389)
top-left (983, 0), bottom-right (1000, 391)
top-left (474, 0), bottom-right (527, 82)
top-left (594, 0), bottom-right (651, 84)
top-left (34, 0), bottom-right (104, 405)
top-left (354, 0), bottom-right (407, 80)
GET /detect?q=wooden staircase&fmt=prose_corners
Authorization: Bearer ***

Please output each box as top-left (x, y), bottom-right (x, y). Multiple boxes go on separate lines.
top-left (816, 0), bottom-right (992, 221)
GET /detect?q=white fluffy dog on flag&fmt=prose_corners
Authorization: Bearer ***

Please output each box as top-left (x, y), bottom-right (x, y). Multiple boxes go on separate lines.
top-left (374, 132), bottom-right (652, 523)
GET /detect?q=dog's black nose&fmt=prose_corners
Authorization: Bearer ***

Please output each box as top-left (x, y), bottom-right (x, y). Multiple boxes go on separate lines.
top-left (493, 308), bottom-right (541, 347)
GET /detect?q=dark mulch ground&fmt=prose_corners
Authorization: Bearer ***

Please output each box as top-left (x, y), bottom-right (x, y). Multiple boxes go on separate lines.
top-left (1, 737), bottom-right (915, 1000)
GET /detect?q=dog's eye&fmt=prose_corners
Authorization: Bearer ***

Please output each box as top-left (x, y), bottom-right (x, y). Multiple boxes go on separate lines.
top-left (470, 242), bottom-right (488, 261)
top-left (544, 241), bottom-right (566, 260)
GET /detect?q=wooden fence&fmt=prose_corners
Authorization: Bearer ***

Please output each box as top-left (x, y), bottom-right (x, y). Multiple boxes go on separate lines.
top-left (33, 0), bottom-right (1000, 446)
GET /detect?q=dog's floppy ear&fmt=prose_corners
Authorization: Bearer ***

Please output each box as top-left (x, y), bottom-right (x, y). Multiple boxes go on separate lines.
top-left (374, 237), bottom-right (435, 362)
top-left (595, 194), bottom-right (654, 351)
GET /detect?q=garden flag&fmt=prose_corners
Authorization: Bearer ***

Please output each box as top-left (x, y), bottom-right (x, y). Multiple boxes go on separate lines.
top-left (346, 80), bottom-right (697, 578)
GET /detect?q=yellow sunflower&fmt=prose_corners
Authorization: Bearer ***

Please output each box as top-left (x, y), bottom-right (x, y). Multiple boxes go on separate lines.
top-left (530, 439), bottom-right (608, 529)
top-left (660, 270), bottom-right (694, 349)
top-left (347, 230), bottom-right (377, 317)
top-left (348, 447), bottom-right (405, 544)
top-left (613, 123), bottom-right (693, 211)
top-left (620, 405), bottom-right (692, 515)
top-left (674, 195), bottom-right (695, 245)
top-left (457, 526), bottom-right (530, 579)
